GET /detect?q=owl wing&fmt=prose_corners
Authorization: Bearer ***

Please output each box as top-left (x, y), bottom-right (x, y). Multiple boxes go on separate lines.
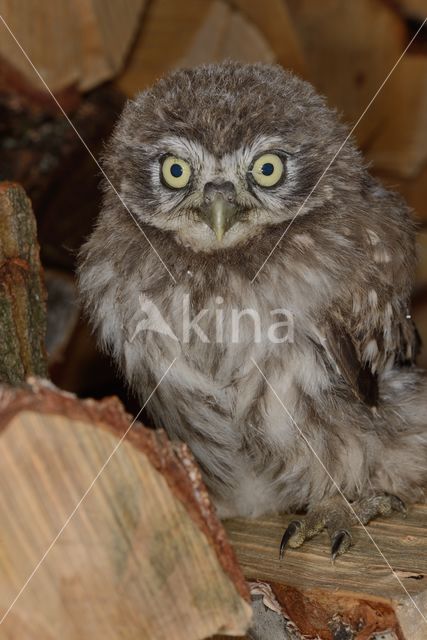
top-left (318, 195), bottom-right (420, 407)
top-left (322, 308), bottom-right (420, 407)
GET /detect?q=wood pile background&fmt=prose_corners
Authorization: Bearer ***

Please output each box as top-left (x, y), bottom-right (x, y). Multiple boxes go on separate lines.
top-left (1, 1), bottom-right (427, 638)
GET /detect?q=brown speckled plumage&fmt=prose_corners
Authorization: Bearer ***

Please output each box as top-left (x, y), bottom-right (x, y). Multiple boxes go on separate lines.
top-left (78, 63), bottom-right (427, 534)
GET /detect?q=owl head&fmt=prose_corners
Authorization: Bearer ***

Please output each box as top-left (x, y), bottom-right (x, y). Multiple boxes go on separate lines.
top-left (106, 62), bottom-right (364, 253)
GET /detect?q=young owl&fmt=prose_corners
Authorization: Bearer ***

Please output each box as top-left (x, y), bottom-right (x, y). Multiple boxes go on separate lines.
top-left (78, 62), bottom-right (427, 559)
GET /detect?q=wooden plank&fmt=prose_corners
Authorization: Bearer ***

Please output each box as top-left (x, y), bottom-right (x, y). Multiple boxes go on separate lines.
top-left (0, 381), bottom-right (252, 639)
top-left (225, 507), bottom-right (427, 639)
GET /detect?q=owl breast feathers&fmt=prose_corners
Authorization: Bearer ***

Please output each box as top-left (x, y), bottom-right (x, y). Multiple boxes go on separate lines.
top-left (78, 62), bottom-right (427, 521)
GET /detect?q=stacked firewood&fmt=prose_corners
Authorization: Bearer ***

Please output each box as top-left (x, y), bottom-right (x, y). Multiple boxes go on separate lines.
top-left (1, 2), bottom-right (427, 638)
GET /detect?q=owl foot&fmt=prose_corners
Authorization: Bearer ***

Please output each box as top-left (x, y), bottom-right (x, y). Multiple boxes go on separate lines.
top-left (279, 493), bottom-right (406, 561)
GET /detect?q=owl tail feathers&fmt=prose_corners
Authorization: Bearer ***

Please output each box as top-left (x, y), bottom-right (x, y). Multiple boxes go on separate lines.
top-left (375, 368), bottom-right (427, 503)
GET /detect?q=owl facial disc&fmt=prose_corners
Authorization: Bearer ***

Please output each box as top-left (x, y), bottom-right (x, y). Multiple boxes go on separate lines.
top-left (202, 181), bottom-right (237, 241)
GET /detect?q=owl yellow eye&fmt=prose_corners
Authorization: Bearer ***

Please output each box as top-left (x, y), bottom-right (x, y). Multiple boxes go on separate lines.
top-left (161, 156), bottom-right (191, 189)
top-left (250, 153), bottom-right (284, 188)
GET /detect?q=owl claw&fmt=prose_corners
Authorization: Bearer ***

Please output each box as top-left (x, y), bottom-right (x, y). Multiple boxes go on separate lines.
top-left (330, 529), bottom-right (352, 562)
top-left (389, 495), bottom-right (407, 516)
top-left (277, 494), bottom-right (406, 562)
top-left (279, 520), bottom-right (303, 559)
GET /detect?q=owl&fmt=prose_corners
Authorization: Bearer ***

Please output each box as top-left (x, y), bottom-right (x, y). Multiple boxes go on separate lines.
top-left (78, 62), bottom-right (427, 559)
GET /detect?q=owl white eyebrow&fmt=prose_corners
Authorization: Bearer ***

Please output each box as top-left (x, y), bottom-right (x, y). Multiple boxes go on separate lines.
top-left (239, 135), bottom-right (297, 157)
top-left (160, 135), bottom-right (297, 165)
top-left (158, 136), bottom-right (214, 162)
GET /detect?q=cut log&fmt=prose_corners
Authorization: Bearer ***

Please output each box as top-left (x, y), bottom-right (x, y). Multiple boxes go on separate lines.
top-left (0, 1), bottom-right (80, 93)
top-left (225, 508), bottom-right (427, 640)
top-left (366, 54), bottom-right (427, 178)
top-left (73, 0), bottom-right (147, 90)
top-left (230, 0), bottom-right (307, 77)
top-left (0, 1), bottom-right (145, 94)
top-left (117, 0), bottom-right (216, 95)
top-left (286, 0), bottom-right (407, 149)
top-left (286, 0), bottom-right (427, 178)
top-left (391, 1), bottom-right (427, 20)
top-left (179, 1), bottom-right (275, 68)
top-left (0, 380), bottom-right (251, 639)
top-left (0, 182), bottom-right (47, 385)
top-left (117, 0), bottom-right (278, 96)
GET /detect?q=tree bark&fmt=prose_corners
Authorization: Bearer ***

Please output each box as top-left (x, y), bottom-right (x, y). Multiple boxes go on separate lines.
top-left (0, 182), bottom-right (47, 384)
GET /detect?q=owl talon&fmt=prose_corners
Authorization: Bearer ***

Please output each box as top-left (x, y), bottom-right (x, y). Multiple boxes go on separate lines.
top-left (278, 494), bottom-right (407, 561)
top-left (389, 495), bottom-right (407, 516)
top-left (279, 520), bottom-right (304, 558)
top-left (330, 529), bottom-right (352, 562)
top-left (353, 493), bottom-right (408, 523)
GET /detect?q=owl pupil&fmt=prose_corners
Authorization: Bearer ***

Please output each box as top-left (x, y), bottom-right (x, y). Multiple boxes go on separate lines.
top-left (170, 163), bottom-right (183, 178)
top-left (262, 162), bottom-right (274, 176)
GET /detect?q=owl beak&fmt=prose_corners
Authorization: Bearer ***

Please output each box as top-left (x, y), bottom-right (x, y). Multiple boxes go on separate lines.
top-left (207, 197), bottom-right (236, 242)
top-left (202, 181), bottom-right (237, 242)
